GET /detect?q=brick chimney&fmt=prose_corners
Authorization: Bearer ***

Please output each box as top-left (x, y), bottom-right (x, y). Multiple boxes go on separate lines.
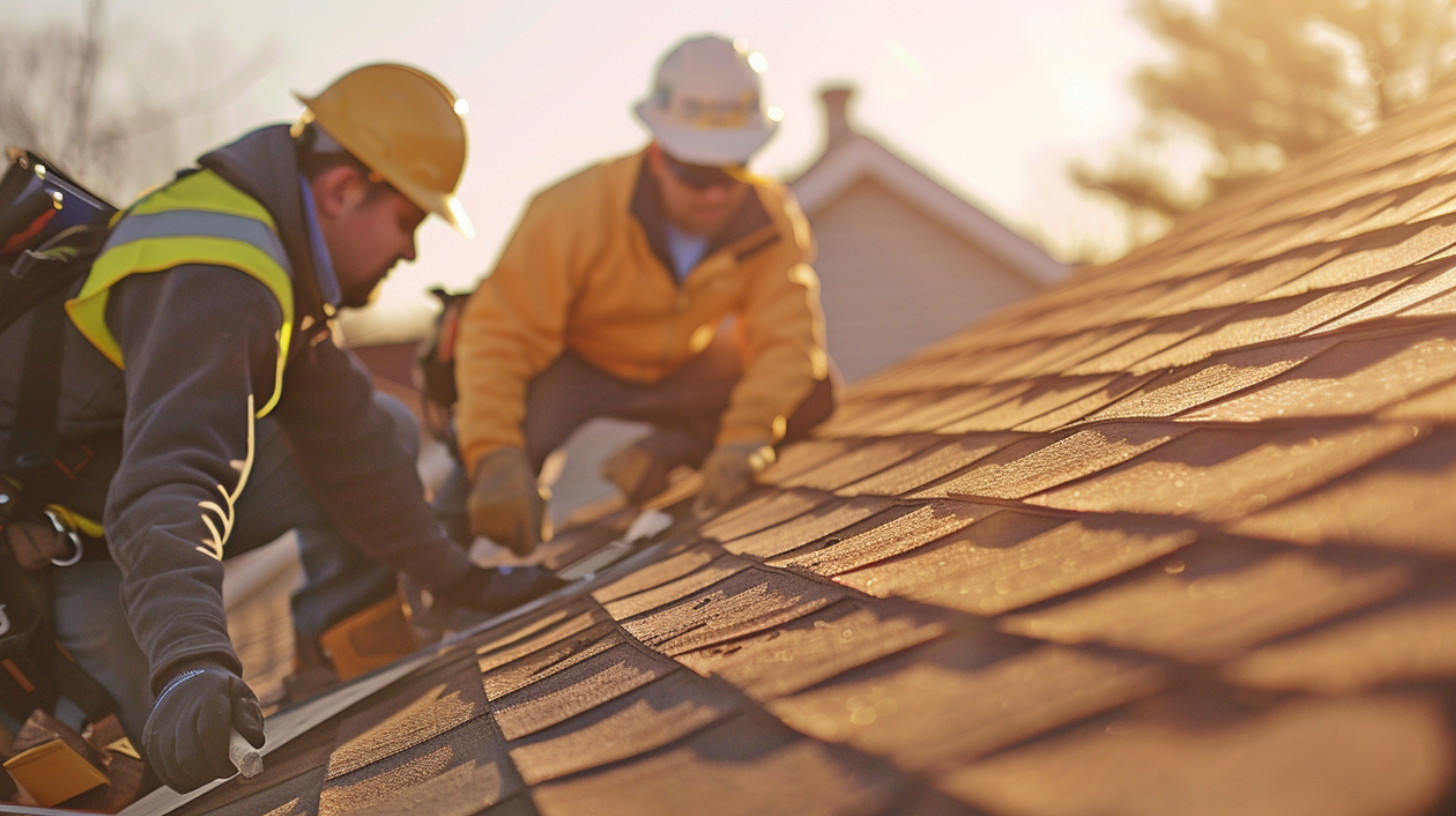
top-left (820, 84), bottom-right (857, 150)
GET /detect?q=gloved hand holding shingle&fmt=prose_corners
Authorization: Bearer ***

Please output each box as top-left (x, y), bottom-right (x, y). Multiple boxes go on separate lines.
top-left (694, 441), bottom-right (774, 517)
top-left (143, 663), bottom-right (264, 793)
top-left (467, 447), bottom-right (546, 555)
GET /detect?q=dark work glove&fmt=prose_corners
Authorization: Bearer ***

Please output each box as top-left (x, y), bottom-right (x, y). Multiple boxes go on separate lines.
top-left (438, 565), bottom-right (566, 614)
top-left (468, 447), bottom-right (546, 556)
top-left (143, 663), bottom-right (264, 793)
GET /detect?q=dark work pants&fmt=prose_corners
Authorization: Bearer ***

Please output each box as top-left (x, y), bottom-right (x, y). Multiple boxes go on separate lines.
top-left (434, 332), bottom-right (838, 543)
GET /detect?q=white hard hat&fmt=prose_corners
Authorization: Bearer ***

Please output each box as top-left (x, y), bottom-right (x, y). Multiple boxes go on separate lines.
top-left (634, 34), bottom-right (780, 166)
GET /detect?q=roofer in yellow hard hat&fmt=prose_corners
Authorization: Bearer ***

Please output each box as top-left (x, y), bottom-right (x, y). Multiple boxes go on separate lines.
top-left (0, 63), bottom-right (560, 794)
top-left (439, 35), bottom-right (838, 556)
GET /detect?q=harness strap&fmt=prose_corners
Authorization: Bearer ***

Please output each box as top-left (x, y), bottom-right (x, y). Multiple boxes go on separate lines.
top-left (0, 532), bottom-right (113, 724)
top-left (49, 643), bottom-right (114, 721)
top-left (0, 280), bottom-right (70, 474)
top-left (0, 230), bottom-right (116, 725)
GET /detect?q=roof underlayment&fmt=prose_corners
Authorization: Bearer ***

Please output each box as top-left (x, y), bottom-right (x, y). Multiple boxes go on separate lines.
top-left (131, 85), bottom-right (1456, 815)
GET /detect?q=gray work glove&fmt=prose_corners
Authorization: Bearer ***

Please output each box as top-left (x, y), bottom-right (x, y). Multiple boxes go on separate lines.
top-left (600, 442), bottom-right (672, 505)
top-left (143, 662), bottom-right (264, 793)
top-left (468, 447), bottom-right (545, 556)
top-left (693, 442), bottom-right (775, 517)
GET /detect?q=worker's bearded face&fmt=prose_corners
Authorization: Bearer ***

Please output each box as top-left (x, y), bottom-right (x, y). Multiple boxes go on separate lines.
top-left (319, 179), bottom-right (426, 309)
top-left (648, 146), bottom-right (752, 238)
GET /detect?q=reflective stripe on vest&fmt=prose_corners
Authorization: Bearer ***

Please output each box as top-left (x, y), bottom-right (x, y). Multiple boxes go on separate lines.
top-left (65, 170), bottom-right (295, 417)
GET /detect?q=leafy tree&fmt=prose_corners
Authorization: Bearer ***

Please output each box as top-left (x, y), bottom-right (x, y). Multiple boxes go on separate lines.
top-left (1077, 0), bottom-right (1456, 243)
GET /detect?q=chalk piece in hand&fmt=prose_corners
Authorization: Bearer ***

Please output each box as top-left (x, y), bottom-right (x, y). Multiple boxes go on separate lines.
top-left (228, 729), bottom-right (263, 778)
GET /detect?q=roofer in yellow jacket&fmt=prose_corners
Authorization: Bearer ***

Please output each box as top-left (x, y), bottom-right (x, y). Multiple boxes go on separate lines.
top-left (0, 64), bottom-right (560, 794)
top-left (441, 35), bottom-right (837, 555)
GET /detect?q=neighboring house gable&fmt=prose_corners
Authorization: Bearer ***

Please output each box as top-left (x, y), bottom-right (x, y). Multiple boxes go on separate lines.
top-left (793, 86), bottom-right (1067, 380)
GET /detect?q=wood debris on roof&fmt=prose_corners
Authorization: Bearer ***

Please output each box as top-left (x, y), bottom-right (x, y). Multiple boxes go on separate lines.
top-left (131, 87), bottom-right (1456, 816)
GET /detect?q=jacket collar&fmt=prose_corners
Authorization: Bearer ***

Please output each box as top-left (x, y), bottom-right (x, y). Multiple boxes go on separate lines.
top-left (197, 125), bottom-right (329, 333)
top-left (628, 149), bottom-right (777, 280)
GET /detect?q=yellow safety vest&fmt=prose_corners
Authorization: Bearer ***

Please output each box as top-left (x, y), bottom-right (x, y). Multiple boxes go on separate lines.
top-left (65, 169), bottom-right (296, 418)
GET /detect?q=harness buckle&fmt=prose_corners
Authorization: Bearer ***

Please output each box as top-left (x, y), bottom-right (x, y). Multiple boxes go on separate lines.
top-left (43, 509), bottom-right (82, 567)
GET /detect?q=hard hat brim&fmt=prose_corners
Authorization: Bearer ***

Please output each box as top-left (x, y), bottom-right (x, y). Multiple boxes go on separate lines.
top-left (397, 183), bottom-right (475, 239)
top-left (294, 84), bottom-right (475, 239)
top-left (635, 100), bottom-right (779, 166)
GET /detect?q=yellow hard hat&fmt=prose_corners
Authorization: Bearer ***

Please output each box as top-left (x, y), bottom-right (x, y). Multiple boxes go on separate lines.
top-left (293, 63), bottom-right (474, 238)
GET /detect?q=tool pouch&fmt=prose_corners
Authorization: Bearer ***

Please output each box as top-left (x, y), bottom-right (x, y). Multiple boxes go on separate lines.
top-left (0, 149), bottom-right (115, 335)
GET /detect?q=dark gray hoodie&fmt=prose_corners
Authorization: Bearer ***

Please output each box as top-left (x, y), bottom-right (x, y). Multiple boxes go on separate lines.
top-left (0, 125), bottom-right (472, 691)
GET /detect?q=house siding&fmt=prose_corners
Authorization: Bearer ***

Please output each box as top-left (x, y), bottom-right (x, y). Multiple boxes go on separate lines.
top-left (809, 177), bottom-right (1042, 380)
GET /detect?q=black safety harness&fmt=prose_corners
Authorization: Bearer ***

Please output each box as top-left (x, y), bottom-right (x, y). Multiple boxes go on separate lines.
top-left (0, 149), bottom-right (119, 726)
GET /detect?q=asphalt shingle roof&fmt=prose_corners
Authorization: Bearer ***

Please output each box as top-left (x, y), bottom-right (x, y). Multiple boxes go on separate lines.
top-left (145, 84), bottom-right (1456, 816)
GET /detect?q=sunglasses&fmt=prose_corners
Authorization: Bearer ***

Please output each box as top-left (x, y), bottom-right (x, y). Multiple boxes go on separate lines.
top-left (661, 152), bottom-right (746, 191)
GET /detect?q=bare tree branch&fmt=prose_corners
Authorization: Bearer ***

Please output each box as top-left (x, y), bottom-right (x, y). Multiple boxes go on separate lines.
top-left (0, 1), bottom-right (272, 201)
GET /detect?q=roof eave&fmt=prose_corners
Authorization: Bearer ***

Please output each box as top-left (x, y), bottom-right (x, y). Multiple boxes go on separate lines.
top-left (790, 134), bottom-right (1070, 287)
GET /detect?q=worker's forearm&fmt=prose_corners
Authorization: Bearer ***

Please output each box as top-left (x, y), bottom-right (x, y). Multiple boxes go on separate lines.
top-left (273, 339), bottom-right (473, 592)
top-left (105, 266), bottom-right (279, 689)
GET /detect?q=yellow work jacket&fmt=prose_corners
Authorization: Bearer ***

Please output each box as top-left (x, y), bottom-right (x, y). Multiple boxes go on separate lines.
top-left (455, 149), bottom-right (827, 472)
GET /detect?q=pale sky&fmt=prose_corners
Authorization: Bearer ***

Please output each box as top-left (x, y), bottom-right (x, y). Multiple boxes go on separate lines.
top-left (11, 0), bottom-right (1166, 326)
